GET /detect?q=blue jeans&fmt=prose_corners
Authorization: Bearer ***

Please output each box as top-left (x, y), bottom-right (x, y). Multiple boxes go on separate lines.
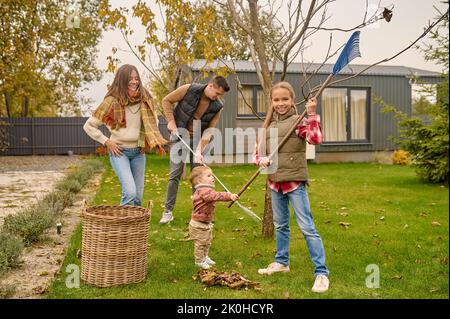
top-left (271, 184), bottom-right (329, 276)
top-left (109, 147), bottom-right (145, 206)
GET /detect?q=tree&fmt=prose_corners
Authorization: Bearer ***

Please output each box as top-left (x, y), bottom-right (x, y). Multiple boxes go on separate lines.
top-left (99, 0), bottom-right (282, 109)
top-left (0, 0), bottom-right (103, 117)
top-left (380, 11), bottom-right (449, 185)
top-left (218, 0), bottom-right (449, 236)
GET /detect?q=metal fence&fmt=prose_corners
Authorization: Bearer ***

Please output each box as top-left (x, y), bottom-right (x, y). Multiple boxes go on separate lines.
top-left (0, 117), bottom-right (169, 156)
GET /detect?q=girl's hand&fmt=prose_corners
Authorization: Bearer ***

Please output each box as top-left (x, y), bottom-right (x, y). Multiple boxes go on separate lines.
top-left (306, 97), bottom-right (317, 115)
top-left (230, 194), bottom-right (239, 201)
top-left (258, 157), bottom-right (271, 168)
top-left (105, 139), bottom-right (123, 156)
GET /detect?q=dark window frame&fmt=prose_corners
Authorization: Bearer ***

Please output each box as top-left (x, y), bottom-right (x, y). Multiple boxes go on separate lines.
top-left (319, 86), bottom-right (371, 145)
top-left (236, 84), bottom-right (266, 118)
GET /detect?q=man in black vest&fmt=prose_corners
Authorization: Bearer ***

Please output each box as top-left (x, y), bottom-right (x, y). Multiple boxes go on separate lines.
top-left (159, 76), bottom-right (230, 224)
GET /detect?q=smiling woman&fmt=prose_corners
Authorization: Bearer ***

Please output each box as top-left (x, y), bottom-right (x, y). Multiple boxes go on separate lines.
top-left (83, 64), bottom-right (167, 207)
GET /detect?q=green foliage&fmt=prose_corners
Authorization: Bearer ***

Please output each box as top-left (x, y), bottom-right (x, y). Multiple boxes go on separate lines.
top-left (2, 208), bottom-right (53, 246)
top-left (380, 15), bottom-right (449, 185)
top-left (0, 232), bottom-right (23, 276)
top-left (0, 0), bottom-right (103, 117)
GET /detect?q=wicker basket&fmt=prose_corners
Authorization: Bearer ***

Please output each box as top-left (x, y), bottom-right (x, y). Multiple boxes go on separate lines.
top-left (81, 203), bottom-right (151, 287)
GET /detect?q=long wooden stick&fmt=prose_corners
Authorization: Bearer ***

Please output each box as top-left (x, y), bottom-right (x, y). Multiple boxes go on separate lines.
top-left (228, 74), bottom-right (333, 208)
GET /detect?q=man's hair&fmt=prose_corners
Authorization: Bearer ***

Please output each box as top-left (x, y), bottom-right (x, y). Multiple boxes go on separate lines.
top-left (190, 166), bottom-right (212, 186)
top-left (209, 75), bottom-right (230, 92)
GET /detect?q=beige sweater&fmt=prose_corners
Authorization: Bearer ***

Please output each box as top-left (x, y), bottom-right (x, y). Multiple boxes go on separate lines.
top-left (83, 103), bottom-right (142, 148)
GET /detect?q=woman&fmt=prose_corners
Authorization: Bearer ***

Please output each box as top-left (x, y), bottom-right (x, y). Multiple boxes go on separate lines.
top-left (254, 81), bottom-right (330, 293)
top-left (83, 64), bottom-right (167, 206)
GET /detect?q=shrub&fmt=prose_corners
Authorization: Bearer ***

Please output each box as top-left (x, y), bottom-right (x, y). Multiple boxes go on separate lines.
top-left (0, 284), bottom-right (16, 299)
top-left (0, 232), bottom-right (24, 276)
top-left (2, 208), bottom-right (53, 246)
top-left (55, 179), bottom-right (82, 193)
top-left (392, 150), bottom-right (411, 165)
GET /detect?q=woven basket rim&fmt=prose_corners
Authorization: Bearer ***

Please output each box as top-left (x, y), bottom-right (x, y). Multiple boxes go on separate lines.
top-left (83, 205), bottom-right (150, 221)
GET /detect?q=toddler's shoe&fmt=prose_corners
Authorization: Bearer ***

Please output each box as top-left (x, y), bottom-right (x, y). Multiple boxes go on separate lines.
top-left (195, 260), bottom-right (211, 270)
top-left (258, 262), bottom-right (290, 275)
top-left (311, 274), bottom-right (329, 293)
top-left (159, 211), bottom-right (174, 224)
top-left (204, 256), bottom-right (216, 266)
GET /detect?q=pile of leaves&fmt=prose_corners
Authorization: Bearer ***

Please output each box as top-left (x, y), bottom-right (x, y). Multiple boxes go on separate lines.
top-left (195, 269), bottom-right (260, 290)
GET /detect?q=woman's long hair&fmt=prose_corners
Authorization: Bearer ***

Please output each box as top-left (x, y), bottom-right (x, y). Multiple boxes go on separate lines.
top-left (105, 64), bottom-right (145, 105)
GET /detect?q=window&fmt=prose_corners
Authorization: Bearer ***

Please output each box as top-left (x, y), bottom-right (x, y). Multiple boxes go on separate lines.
top-left (237, 86), bottom-right (266, 117)
top-left (321, 87), bottom-right (370, 143)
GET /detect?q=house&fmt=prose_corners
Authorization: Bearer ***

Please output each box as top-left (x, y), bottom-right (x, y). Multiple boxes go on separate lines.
top-left (182, 59), bottom-right (442, 163)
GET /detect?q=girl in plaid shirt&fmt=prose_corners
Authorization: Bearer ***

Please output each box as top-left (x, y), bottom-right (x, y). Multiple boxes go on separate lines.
top-left (254, 81), bottom-right (330, 293)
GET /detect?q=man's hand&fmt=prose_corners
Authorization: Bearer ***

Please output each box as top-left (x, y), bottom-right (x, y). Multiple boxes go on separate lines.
top-left (167, 120), bottom-right (177, 134)
top-left (258, 157), bottom-right (272, 168)
top-left (194, 150), bottom-right (204, 164)
top-left (105, 139), bottom-right (123, 156)
top-left (230, 194), bottom-right (239, 202)
top-left (306, 97), bottom-right (317, 115)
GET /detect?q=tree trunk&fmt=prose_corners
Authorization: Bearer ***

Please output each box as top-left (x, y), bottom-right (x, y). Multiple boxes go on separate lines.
top-left (21, 96), bottom-right (29, 117)
top-left (4, 92), bottom-right (11, 117)
top-left (262, 182), bottom-right (274, 238)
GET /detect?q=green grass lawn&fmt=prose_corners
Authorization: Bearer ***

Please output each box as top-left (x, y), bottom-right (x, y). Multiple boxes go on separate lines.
top-left (47, 155), bottom-right (449, 299)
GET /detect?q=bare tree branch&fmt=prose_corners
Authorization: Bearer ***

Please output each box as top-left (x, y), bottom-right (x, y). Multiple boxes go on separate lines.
top-left (296, 9), bottom-right (449, 105)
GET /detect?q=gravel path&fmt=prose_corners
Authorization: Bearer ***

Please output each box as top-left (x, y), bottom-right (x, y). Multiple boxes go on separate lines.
top-left (0, 155), bottom-right (83, 226)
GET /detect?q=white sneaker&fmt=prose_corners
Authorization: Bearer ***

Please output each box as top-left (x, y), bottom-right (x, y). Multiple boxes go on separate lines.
top-left (159, 211), bottom-right (174, 224)
top-left (311, 275), bottom-right (329, 293)
top-left (258, 262), bottom-right (290, 275)
top-left (204, 256), bottom-right (216, 266)
top-left (195, 260), bottom-right (211, 269)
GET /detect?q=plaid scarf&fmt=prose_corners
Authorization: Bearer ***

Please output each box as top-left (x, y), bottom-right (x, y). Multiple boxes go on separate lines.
top-left (93, 89), bottom-right (168, 152)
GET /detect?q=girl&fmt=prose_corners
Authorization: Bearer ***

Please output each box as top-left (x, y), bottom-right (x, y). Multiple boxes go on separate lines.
top-left (83, 64), bottom-right (167, 206)
top-left (255, 81), bottom-right (329, 293)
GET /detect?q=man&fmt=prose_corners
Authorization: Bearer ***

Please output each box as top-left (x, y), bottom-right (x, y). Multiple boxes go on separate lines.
top-left (159, 75), bottom-right (230, 224)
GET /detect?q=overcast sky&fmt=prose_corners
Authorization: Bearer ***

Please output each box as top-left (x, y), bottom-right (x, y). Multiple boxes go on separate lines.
top-left (80, 0), bottom-right (448, 114)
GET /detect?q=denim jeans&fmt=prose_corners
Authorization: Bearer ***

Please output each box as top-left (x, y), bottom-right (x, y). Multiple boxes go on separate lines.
top-left (164, 137), bottom-right (201, 212)
top-left (271, 184), bottom-right (329, 276)
top-left (109, 147), bottom-right (145, 206)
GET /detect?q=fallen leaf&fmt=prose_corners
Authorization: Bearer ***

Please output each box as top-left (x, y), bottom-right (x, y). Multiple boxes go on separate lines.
top-left (379, 216), bottom-right (385, 221)
top-left (403, 224), bottom-right (409, 229)
top-left (333, 246), bottom-right (337, 252)
top-left (283, 291), bottom-right (290, 299)
top-left (391, 275), bottom-right (402, 280)
top-left (235, 261), bottom-right (243, 268)
top-left (339, 212), bottom-right (349, 217)
top-left (339, 222), bottom-right (351, 229)
top-left (431, 221), bottom-right (441, 227)
top-left (251, 252), bottom-right (262, 259)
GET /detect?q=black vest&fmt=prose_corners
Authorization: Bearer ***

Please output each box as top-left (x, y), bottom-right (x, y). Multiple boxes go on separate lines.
top-left (173, 83), bottom-right (223, 133)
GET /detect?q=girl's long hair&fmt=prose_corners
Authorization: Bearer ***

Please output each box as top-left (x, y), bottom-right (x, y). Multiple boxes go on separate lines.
top-left (105, 64), bottom-right (144, 105)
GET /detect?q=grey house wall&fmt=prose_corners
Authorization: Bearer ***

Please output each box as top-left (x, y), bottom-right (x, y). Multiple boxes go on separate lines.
top-left (193, 69), bottom-right (441, 162)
